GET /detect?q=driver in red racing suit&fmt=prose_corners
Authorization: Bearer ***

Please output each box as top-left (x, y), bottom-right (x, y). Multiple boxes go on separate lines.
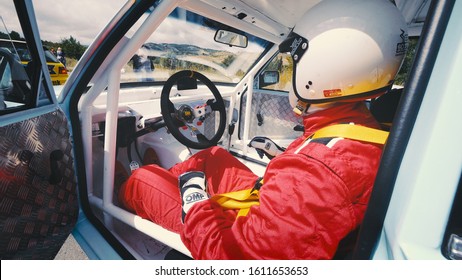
top-left (119, 102), bottom-right (383, 259)
top-left (117, 0), bottom-right (408, 259)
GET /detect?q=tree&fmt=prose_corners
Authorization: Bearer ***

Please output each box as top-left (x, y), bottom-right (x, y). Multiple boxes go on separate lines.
top-left (395, 37), bottom-right (418, 85)
top-left (9, 31), bottom-right (21, 40)
top-left (58, 36), bottom-right (86, 60)
top-left (221, 55), bottom-right (235, 67)
top-left (0, 30), bottom-right (23, 40)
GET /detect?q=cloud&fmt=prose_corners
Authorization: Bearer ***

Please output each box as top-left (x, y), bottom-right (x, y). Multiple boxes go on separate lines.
top-left (1, 0), bottom-right (126, 45)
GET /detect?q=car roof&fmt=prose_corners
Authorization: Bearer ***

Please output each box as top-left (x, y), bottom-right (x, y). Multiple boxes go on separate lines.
top-left (202, 0), bottom-right (429, 38)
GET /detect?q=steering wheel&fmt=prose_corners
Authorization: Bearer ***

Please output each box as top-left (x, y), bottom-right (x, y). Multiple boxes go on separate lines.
top-left (160, 70), bottom-right (226, 149)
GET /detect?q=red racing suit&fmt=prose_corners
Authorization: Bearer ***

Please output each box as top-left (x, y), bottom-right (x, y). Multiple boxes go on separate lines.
top-left (119, 101), bottom-right (383, 259)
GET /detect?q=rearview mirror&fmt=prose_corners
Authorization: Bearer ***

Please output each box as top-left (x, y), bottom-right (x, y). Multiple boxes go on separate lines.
top-left (214, 30), bottom-right (248, 48)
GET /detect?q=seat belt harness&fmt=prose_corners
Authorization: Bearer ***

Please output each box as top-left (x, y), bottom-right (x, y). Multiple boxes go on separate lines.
top-left (211, 124), bottom-right (389, 217)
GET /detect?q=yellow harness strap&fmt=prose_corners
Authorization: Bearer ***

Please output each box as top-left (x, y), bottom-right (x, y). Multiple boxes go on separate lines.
top-left (310, 123), bottom-right (389, 145)
top-left (211, 187), bottom-right (260, 217)
top-left (211, 124), bottom-right (389, 217)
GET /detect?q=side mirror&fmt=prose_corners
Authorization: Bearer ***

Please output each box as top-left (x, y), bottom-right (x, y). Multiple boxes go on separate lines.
top-left (259, 70), bottom-right (280, 88)
top-left (214, 30), bottom-right (248, 48)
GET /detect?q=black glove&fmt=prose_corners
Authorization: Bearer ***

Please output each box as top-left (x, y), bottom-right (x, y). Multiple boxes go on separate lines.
top-left (248, 136), bottom-right (286, 160)
top-left (179, 171), bottom-right (208, 223)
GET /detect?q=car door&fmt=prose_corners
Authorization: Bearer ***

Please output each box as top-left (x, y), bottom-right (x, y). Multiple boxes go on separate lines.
top-left (0, 0), bottom-right (78, 259)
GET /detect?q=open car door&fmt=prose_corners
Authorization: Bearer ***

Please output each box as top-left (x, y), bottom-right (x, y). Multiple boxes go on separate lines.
top-left (0, 0), bottom-right (78, 259)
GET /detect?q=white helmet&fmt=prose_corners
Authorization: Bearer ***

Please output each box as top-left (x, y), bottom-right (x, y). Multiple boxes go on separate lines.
top-left (279, 0), bottom-right (408, 114)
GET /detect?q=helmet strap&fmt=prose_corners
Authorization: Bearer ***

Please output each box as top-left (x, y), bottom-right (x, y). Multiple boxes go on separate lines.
top-left (293, 99), bottom-right (309, 116)
top-left (279, 32), bottom-right (309, 64)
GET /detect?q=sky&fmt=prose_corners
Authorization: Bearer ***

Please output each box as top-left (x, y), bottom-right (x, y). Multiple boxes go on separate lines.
top-left (1, 0), bottom-right (127, 45)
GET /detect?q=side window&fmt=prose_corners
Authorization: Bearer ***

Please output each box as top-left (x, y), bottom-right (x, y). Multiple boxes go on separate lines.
top-left (239, 52), bottom-right (302, 141)
top-left (259, 53), bottom-right (293, 91)
top-left (0, 52), bottom-right (12, 110)
top-left (0, 0), bottom-right (54, 115)
top-left (0, 48), bottom-right (33, 112)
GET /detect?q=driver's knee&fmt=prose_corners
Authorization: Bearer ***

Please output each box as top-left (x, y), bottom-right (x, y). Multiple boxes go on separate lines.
top-left (197, 146), bottom-right (233, 160)
top-left (120, 164), bottom-right (178, 207)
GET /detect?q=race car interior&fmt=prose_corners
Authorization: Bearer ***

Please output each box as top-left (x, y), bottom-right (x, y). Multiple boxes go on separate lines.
top-left (4, 0), bottom-right (461, 262)
top-left (69, 0), bottom-right (433, 259)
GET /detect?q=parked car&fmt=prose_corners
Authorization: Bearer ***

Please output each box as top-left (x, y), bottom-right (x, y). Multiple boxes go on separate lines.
top-left (0, 0), bottom-right (460, 261)
top-left (0, 38), bottom-right (68, 86)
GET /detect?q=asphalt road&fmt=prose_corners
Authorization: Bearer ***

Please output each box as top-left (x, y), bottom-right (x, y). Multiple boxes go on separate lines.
top-left (54, 234), bottom-right (89, 260)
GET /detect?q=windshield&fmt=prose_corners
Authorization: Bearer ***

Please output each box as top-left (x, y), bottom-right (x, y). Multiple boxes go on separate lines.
top-left (121, 8), bottom-right (272, 84)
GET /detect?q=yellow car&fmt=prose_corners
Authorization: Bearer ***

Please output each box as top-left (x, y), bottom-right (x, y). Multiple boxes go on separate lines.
top-left (0, 39), bottom-right (68, 85)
